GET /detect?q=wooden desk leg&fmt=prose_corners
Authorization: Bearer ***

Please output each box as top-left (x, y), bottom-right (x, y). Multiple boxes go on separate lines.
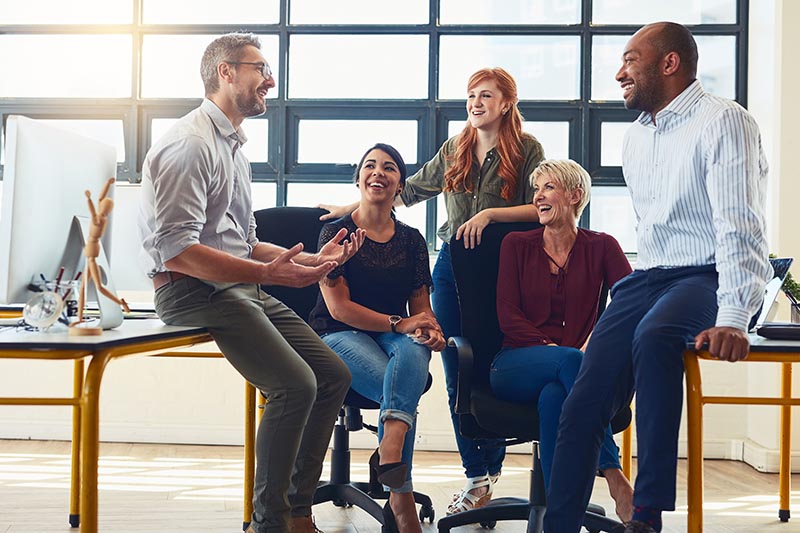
top-left (80, 351), bottom-right (112, 533)
top-left (243, 382), bottom-right (256, 531)
top-left (779, 362), bottom-right (792, 522)
top-left (69, 359), bottom-right (84, 528)
top-left (684, 352), bottom-right (704, 533)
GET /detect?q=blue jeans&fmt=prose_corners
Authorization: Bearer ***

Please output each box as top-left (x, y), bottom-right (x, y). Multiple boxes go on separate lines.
top-left (432, 242), bottom-right (506, 479)
top-left (544, 266), bottom-right (719, 532)
top-left (490, 345), bottom-right (621, 492)
top-left (322, 330), bottom-right (431, 493)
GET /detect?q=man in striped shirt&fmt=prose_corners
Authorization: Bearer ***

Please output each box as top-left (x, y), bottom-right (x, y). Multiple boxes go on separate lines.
top-left (543, 22), bottom-right (771, 533)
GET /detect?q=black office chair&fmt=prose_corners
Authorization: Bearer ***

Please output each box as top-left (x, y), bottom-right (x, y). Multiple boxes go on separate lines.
top-left (436, 222), bottom-right (631, 533)
top-left (253, 206), bottom-right (435, 531)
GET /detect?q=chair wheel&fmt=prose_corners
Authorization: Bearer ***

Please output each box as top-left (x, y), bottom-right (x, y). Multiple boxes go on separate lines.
top-left (419, 505), bottom-right (435, 523)
top-left (479, 520), bottom-right (496, 529)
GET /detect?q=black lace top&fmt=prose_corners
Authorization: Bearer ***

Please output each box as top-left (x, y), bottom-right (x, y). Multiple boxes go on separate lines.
top-left (309, 214), bottom-right (433, 335)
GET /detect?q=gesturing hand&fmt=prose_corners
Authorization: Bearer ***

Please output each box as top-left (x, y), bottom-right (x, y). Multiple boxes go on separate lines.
top-left (694, 326), bottom-right (750, 362)
top-left (262, 243), bottom-right (337, 288)
top-left (315, 227), bottom-right (366, 267)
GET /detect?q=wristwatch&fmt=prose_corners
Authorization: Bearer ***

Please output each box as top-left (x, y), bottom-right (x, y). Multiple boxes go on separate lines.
top-left (388, 315), bottom-right (402, 333)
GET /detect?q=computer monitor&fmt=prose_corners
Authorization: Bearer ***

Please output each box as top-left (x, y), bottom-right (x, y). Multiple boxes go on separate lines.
top-left (0, 116), bottom-right (119, 322)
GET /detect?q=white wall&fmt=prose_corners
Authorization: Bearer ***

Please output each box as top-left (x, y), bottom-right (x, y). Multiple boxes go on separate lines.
top-left (1, 4), bottom-right (799, 471)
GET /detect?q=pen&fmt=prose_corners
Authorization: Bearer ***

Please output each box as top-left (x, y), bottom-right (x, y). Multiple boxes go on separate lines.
top-left (63, 271), bottom-right (82, 301)
top-left (54, 266), bottom-right (65, 294)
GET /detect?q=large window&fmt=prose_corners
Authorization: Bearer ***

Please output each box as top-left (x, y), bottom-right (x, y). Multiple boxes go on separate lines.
top-left (0, 0), bottom-right (749, 252)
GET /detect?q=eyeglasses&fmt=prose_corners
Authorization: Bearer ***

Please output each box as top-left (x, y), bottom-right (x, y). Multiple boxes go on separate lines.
top-left (225, 61), bottom-right (273, 80)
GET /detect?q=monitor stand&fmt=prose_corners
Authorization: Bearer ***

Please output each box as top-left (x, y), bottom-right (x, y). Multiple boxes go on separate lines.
top-left (57, 216), bottom-right (124, 330)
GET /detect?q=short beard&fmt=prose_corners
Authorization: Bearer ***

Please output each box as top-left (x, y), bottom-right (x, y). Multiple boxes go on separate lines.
top-left (234, 92), bottom-right (266, 118)
top-left (624, 64), bottom-right (664, 113)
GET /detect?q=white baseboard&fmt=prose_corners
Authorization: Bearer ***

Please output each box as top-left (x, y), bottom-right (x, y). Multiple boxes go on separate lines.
top-left (742, 438), bottom-right (800, 473)
top-left (0, 420), bottom-right (245, 446)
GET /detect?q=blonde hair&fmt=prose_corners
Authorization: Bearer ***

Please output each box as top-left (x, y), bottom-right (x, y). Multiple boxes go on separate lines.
top-left (531, 159), bottom-right (591, 218)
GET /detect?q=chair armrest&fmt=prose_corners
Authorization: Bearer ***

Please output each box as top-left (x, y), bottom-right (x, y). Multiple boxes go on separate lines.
top-left (448, 336), bottom-right (474, 415)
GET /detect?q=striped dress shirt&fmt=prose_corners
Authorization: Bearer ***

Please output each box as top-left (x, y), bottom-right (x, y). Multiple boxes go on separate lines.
top-left (622, 80), bottom-right (771, 331)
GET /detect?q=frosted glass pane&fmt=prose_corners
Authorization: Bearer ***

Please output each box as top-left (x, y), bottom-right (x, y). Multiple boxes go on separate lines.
top-left (589, 187), bottom-right (637, 254)
top-left (448, 120), bottom-right (569, 161)
top-left (142, 34), bottom-right (279, 99)
top-left (441, 0), bottom-right (580, 24)
top-left (251, 182), bottom-right (278, 210)
top-left (289, 35), bottom-right (428, 99)
top-left (600, 122), bottom-right (629, 167)
top-left (290, 0), bottom-right (427, 24)
top-left (592, 35), bottom-right (736, 101)
top-left (0, 0), bottom-right (132, 24)
top-left (287, 183), bottom-right (360, 208)
top-left (0, 35), bottom-right (131, 98)
top-left (592, 0), bottom-right (735, 24)
top-left (298, 120), bottom-right (417, 165)
top-left (143, 0), bottom-right (279, 24)
top-left (439, 36), bottom-right (580, 100)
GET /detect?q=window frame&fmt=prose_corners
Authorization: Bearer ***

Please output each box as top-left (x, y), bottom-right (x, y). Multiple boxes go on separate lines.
top-left (0, 0), bottom-right (750, 249)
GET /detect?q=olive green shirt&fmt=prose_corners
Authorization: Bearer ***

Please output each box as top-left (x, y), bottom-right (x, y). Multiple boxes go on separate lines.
top-left (400, 133), bottom-right (544, 242)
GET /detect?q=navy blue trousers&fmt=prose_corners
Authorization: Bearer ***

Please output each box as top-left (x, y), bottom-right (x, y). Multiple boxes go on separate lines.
top-left (543, 266), bottom-right (719, 532)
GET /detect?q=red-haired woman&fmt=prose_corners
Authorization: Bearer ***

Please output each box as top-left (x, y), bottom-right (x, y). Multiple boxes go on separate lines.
top-left (321, 68), bottom-right (544, 514)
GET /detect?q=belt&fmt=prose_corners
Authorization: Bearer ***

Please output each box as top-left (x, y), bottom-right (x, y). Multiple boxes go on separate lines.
top-left (153, 271), bottom-right (190, 290)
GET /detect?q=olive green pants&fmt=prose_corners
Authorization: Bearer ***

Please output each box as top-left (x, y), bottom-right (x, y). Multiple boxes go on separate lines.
top-left (155, 277), bottom-right (351, 533)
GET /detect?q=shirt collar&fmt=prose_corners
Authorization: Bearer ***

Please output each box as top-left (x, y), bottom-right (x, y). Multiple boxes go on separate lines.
top-left (636, 79), bottom-right (705, 126)
top-left (200, 98), bottom-right (248, 147)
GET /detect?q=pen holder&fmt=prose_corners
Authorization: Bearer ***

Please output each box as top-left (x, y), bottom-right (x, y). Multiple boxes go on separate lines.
top-left (23, 279), bottom-right (82, 331)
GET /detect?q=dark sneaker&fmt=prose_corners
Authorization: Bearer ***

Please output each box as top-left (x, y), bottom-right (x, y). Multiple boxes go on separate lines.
top-left (624, 520), bottom-right (657, 533)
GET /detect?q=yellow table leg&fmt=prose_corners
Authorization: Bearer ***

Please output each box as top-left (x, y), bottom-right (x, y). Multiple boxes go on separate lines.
top-left (244, 382), bottom-right (256, 530)
top-left (621, 424), bottom-right (633, 481)
top-left (779, 362), bottom-right (792, 522)
top-left (79, 351), bottom-right (112, 533)
top-left (69, 359), bottom-right (84, 528)
top-left (684, 352), bottom-right (704, 533)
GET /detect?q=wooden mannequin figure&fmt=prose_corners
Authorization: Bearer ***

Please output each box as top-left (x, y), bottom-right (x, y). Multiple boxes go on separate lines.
top-left (69, 177), bottom-right (130, 336)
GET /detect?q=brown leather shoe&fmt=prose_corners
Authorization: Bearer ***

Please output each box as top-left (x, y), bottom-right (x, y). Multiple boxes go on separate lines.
top-left (290, 515), bottom-right (323, 533)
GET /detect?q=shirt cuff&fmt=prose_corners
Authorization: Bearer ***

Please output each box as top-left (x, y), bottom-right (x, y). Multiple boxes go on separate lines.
top-left (715, 305), bottom-right (751, 331)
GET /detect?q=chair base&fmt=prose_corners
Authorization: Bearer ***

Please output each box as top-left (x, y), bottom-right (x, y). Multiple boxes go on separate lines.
top-left (314, 481), bottom-right (435, 530)
top-left (436, 499), bottom-right (621, 533)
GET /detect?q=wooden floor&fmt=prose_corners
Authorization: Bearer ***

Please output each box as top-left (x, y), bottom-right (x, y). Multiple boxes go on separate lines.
top-left (0, 440), bottom-right (798, 532)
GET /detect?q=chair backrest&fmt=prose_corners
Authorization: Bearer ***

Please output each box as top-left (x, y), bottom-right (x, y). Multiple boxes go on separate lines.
top-left (450, 222), bottom-right (541, 387)
top-left (253, 206), bottom-right (427, 410)
top-left (254, 207), bottom-right (328, 321)
top-left (450, 222), bottom-right (629, 439)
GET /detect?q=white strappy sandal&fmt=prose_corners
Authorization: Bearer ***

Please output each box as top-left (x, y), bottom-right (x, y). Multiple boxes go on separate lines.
top-left (446, 472), bottom-right (501, 515)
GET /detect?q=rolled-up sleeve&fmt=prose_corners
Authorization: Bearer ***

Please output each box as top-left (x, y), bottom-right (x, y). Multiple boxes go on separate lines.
top-left (149, 135), bottom-right (214, 263)
top-left (400, 139), bottom-right (451, 207)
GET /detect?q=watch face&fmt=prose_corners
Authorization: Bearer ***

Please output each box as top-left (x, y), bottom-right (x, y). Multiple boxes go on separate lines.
top-left (23, 291), bottom-right (64, 329)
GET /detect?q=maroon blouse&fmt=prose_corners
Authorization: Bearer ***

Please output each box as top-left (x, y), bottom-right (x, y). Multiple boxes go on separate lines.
top-left (497, 228), bottom-right (632, 349)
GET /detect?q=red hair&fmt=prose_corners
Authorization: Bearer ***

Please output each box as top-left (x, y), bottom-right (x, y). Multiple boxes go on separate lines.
top-left (443, 67), bottom-right (525, 201)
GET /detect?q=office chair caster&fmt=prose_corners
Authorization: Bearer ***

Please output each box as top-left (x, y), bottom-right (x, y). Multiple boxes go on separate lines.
top-left (419, 504), bottom-right (435, 523)
top-left (479, 520), bottom-right (497, 529)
